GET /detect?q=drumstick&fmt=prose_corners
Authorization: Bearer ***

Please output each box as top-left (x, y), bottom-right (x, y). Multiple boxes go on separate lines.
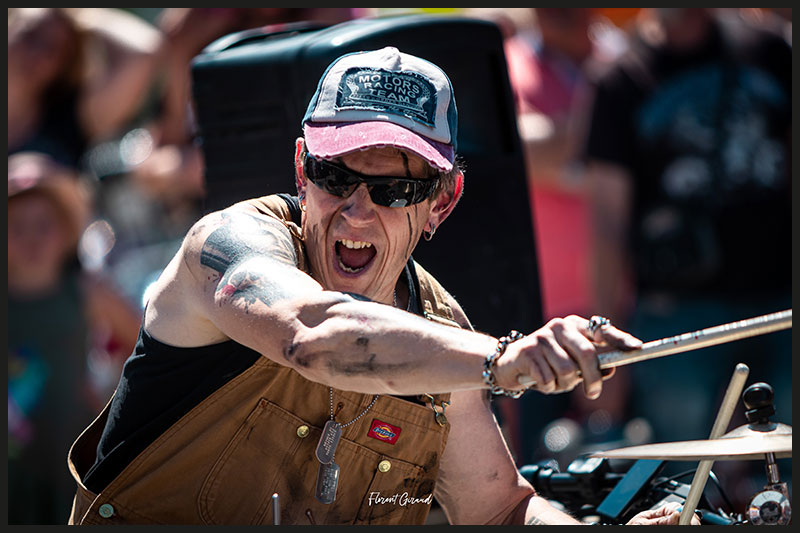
top-left (517, 309), bottom-right (791, 387)
top-left (679, 363), bottom-right (749, 525)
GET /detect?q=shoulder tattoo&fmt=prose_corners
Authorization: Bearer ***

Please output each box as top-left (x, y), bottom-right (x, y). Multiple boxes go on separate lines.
top-left (199, 211), bottom-right (300, 310)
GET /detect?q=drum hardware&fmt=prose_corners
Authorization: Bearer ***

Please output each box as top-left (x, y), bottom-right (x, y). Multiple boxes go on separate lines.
top-left (519, 456), bottom-right (624, 510)
top-left (724, 382), bottom-right (793, 440)
top-left (595, 458), bottom-right (666, 523)
top-left (740, 383), bottom-right (792, 526)
top-left (520, 456), bottom-right (736, 525)
top-left (516, 308), bottom-right (793, 524)
top-left (518, 309), bottom-right (792, 524)
top-left (517, 309), bottom-right (792, 523)
top-left (748, 487), bottom-right (791, 526)
top-left (586, 381), bottom-right (792, 525)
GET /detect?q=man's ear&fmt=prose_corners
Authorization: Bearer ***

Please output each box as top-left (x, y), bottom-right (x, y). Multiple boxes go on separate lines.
top-left (428, 170), bottom-right (463, 229)
top-left (294, 137), bottom-right (307, 198)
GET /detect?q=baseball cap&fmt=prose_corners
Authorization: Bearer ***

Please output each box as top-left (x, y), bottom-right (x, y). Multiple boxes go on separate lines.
top-left (302, 47), bottom-right (458, 172)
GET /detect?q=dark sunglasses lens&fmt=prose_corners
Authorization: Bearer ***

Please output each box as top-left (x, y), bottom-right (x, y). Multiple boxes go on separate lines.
top-left (369, 180), bottom-right (433, 208)
top-left (307, 158), bottom-right (359, 198)
top-left (306, 155), bottom-right (437, 207)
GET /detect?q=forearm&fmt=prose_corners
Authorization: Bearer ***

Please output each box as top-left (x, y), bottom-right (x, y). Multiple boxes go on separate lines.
top-left (257, 292), bottom-right (496, 395)
top-left (494, 493), bottom-right (582, 526)
top-left (521, 495), bottom-right (583, 526)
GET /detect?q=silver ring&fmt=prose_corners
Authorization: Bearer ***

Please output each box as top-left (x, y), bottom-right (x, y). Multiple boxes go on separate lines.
top-left (588, 315), bottom-right (611, 336)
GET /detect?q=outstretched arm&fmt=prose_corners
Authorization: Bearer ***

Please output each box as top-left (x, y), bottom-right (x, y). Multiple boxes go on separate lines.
top-left (146, 202), bottom-right (640, 397)
top-left (145, 203), bottom-right (497, 395)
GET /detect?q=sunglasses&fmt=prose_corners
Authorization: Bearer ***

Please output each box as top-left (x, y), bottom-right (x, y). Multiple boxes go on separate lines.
top-left (303, 154), bottom-right (440, 208)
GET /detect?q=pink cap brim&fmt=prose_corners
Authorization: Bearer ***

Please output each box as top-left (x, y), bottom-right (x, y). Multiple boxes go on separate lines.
top-left (303, 121), bottom-right (454, 172)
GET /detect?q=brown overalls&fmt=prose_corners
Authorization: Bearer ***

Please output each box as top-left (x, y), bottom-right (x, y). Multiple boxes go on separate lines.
top-left (68, 195), bottom-right (462, 525)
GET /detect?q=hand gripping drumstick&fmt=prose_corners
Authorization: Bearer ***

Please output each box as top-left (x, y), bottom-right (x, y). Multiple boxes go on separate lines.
top-left (517, 309), bottom-right (792, 388)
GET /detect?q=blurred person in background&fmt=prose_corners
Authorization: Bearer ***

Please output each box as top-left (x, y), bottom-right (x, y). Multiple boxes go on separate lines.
top-left (582, 7), bottom-right (791, 506)
top-left (88, 8), bottom-right (362, 313)
top-left (8, 152), bottom-right (141, 524)
top-left (740, 7), bottom-right (791, 44)
top-left (8, 7), bottom-right (165, 321)
top-left (8, 8), bottom-right (162, 169)
top-left (129, 8), bottom-right (360, 206)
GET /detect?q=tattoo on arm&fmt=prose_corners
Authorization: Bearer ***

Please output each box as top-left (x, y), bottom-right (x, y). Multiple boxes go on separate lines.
top-left (326, 354), bottom-right (412, 376)
top-left (217, 269), bottom-right (298, 312)
top-left (200, 212), bottom-right (301, 309)
top-left (201, 212), bottom-right (297, 270)
top-left (525, 516), bottom-right (547, 526)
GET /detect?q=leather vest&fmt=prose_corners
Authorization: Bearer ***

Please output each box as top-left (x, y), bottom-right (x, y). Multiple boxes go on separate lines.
top-left (68, 195), bottom-right (461, 525)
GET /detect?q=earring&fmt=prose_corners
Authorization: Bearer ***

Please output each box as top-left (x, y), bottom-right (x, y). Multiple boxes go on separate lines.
top-left (423, 222), bottom-right (436, 242)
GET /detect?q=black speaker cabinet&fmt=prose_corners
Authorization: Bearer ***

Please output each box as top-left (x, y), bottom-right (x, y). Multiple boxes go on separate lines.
top-left (191, 14), bottom-right (543, 336)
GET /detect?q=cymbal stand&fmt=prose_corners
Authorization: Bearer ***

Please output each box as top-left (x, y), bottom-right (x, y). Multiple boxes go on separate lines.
top-left (741, 383), bottom-right (791, 525)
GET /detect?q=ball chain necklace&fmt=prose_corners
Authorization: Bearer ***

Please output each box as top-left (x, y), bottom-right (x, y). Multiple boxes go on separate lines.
top-left (314, 287), bottom-right (406, 504)
top-left (314, 390), bottom-right (379, 504)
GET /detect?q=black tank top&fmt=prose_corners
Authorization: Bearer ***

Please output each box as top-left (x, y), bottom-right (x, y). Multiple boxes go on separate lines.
top-left (82, 327), bottom-right (260, 493)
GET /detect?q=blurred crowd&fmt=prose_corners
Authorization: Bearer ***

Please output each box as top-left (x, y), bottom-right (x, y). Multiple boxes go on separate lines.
top-left (484, 6), bottom-right (791, 515)
top-left (7, 8), bottom-right (791, 524)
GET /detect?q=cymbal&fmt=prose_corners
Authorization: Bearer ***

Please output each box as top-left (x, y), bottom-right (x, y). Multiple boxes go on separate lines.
top-left (591, 433), bottom-right (791, 461)
top-left (722, 421), bottom-right (792, 439)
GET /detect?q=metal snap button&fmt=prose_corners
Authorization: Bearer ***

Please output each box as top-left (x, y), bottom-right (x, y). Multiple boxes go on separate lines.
top-left (297, 424), bottom-right (310, 438)
top-left (98, 503), bottom-right (115, 518)
top-left (378, 460), bottom-right (392, 473)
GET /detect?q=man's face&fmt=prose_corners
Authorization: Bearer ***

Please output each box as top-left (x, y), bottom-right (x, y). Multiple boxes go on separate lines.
top-left (300, 146), bottom-right (438, 303)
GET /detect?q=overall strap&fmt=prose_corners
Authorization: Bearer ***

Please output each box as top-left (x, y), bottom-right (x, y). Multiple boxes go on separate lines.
top-left (413, 261), bottom-right (461, 329)
top-left (243, 194), bottom-right (308, 273)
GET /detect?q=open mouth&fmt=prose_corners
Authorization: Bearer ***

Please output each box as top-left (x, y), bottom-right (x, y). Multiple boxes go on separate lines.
top-left (335, 239), bottom-right (376, 274)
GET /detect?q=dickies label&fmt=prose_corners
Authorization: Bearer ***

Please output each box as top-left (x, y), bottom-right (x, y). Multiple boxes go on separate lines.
top-left (368, 418), bottom-right (401, 445)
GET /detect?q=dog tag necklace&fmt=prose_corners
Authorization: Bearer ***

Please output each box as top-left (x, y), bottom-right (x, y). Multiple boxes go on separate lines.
top-left (315, 388), bottom-right (379, 504)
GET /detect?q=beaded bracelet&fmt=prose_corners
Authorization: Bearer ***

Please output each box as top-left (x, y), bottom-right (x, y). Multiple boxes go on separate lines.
top-left (482, 330), bottom-right (527, 398)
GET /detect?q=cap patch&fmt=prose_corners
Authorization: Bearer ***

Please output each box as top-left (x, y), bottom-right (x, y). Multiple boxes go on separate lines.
top-left (336, 67), bottom-right (437, 127)
top-left (368, 418), bottom-right (402, 445)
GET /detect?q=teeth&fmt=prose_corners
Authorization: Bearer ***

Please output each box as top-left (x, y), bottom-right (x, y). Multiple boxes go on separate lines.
top-left (338, 258), bottom-right (362, 273)
top-left (339, 239), bottom-right (373, 250)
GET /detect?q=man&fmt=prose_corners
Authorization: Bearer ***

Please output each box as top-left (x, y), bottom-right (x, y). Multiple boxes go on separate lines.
top-left (68, 47), bottom-right (690, 525)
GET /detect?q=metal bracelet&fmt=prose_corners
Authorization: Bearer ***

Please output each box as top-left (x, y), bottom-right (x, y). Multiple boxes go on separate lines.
top-left (482, 330), bottom-right (526, 398)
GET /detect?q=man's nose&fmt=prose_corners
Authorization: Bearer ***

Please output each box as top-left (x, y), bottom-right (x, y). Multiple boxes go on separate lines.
top-left (341, 183), bottom-right (378, 225)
